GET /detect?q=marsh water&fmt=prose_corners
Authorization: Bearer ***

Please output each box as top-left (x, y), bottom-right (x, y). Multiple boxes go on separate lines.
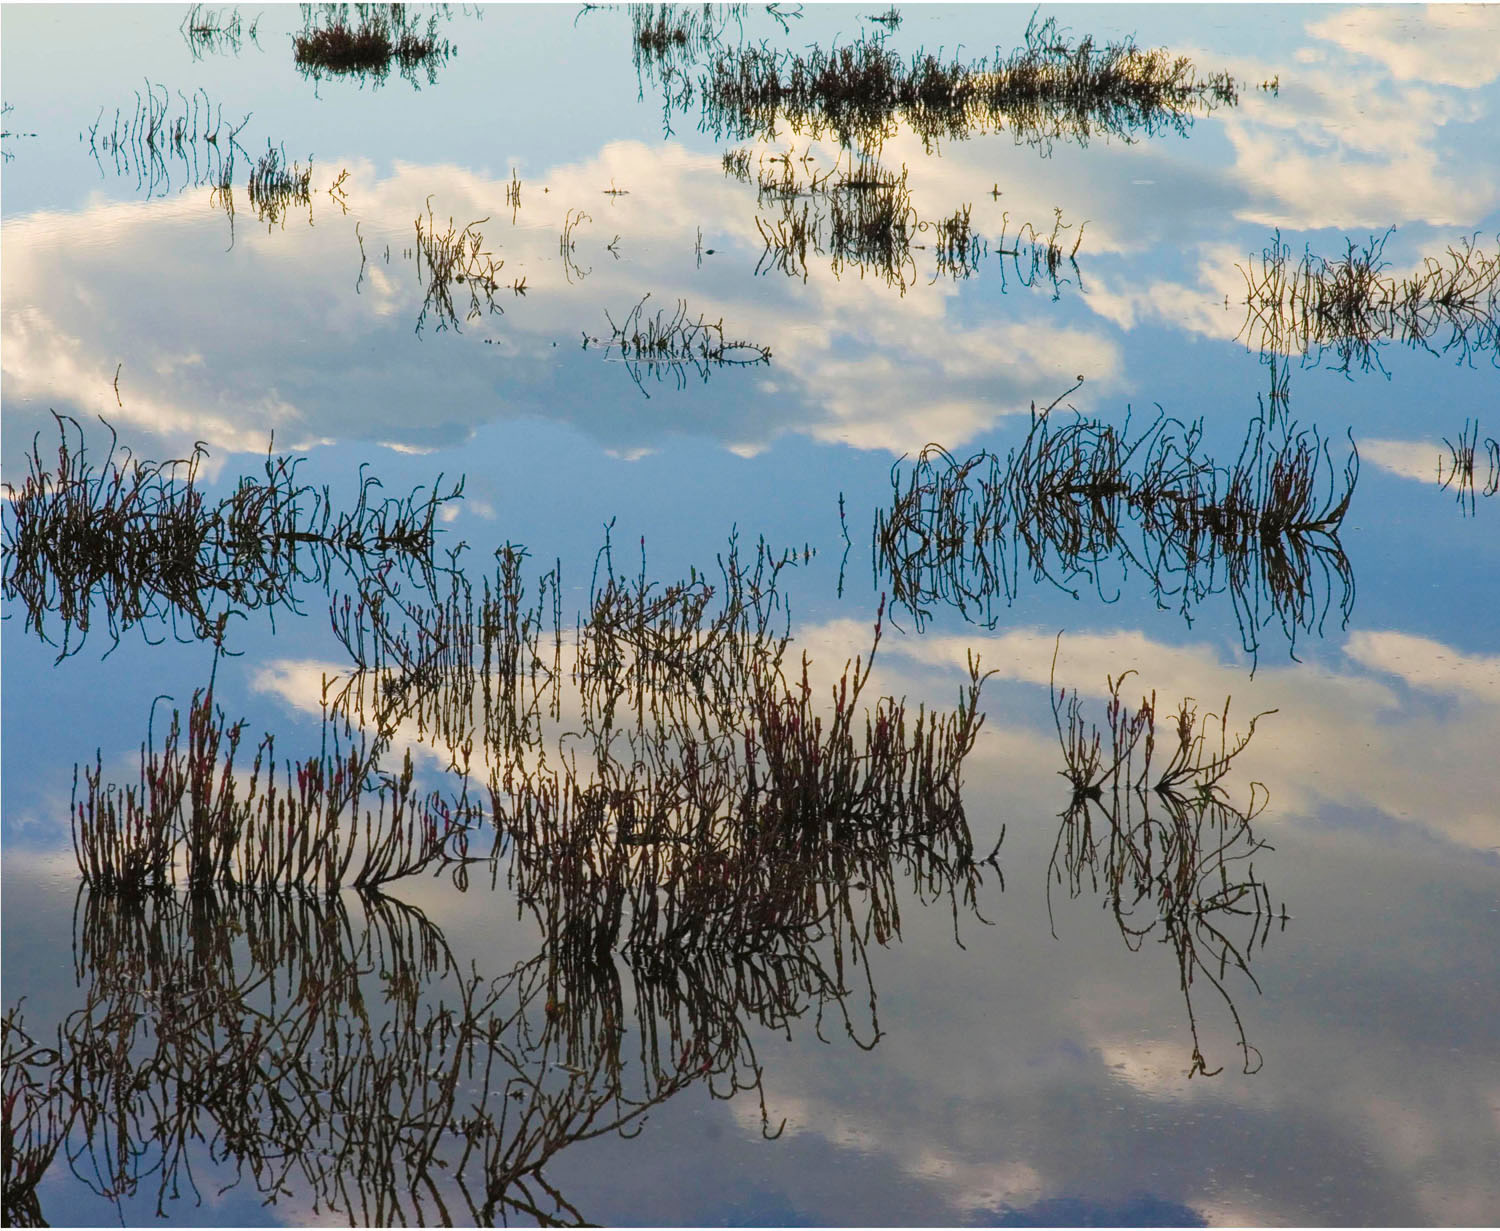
top-left (3, 3), bottom-right (1499, 1226)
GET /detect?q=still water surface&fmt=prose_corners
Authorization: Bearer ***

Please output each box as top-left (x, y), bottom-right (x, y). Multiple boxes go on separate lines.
top-left (2, 3), bottom-right (1498, 1225)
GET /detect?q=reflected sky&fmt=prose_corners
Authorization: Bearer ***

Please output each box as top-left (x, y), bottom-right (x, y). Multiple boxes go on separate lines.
top-left (3, 4), bottom-right (1499, 1227)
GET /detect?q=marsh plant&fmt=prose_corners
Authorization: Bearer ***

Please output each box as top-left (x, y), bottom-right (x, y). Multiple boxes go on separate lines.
top-left (874, 389), bottom-right (1358, 663)
top-left (247, 140), bottom-right (313, 228)
top-left (294, 3), bottom-right (454, 87)
top-left (71, 671), bottom-right (480, 895)
top-left (86, 81), bottom-right (249, 198)
top-left (179, 4), bottom-right (261, 58)
top-left (588, 293), bottom-right (772, 395)
top-left (694, 14), bottom-right (1236, 153)
top-left (413, 202), bottom-right (506, 333)
top-left (1239, 228), bottom-right (1500, 393)
top-left (0, 414), bottom-right (462, 659)
top-left (744, 148), bottom-right (1085, 293)
top-left (1050, 656), bottom-right (1280, 1076)
top-left (1438, 418), bottom-right (1500, 514)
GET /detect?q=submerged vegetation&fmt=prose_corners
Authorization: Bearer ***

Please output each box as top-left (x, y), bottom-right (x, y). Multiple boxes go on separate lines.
top-left (874, 388), bottom-right (1358, 663)
top-left (1050, 659), bottom-right (1280, 1076)
top-left (294, 4), bottom-right (454, 87)
top-left (0, 414), bottom-right (461, 660)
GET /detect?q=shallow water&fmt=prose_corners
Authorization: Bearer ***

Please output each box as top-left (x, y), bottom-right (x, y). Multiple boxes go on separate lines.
top-left (3, 4), bottom-right (1498, 1226)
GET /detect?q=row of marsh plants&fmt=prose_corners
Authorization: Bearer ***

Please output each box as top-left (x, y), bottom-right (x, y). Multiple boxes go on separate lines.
top-left (1050, 652), bottom-right (1282, 1076)
top-left (86, 80), bottom-right (250, 198)
top-left (66, 518), bottom-right (997, 927)
top-left (734, 146), bottom-right (1085, 293)
top-left (692, 13), bottom-right (1236, 152)
top-left (586, 293), bottom-right (772, 394)
top-left (179, 4), bottom-right (261, 59)
top-left (0, 413), bottom-right (462, 660)
top-left (71, 675), bottom-right (480, 896)
top-left (873, 385), bottom-right (1358, 664)
top-left (1439, 418), bottom-right (1500, 514)
top-left (10, 752), bottom-right (996, 1231)
top-left (1238, 228), bottom-right (1500, 405)
top-left (294, 3), bottom-right (454, 88)
top-left (13, 639), bottom-right (1282, 1228)
top-left (2, 890), bottom-right (724, 1225)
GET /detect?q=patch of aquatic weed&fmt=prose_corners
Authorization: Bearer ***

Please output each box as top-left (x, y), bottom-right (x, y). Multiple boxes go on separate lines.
top-left (1239, 228), bottom-right (1500, 392)
top-left (1049, 649), bottom-right (1281, 1077)
top-left (86, 81), bottom-right (249, 197)
top-left (50, 892), bottom-right (698, 1223)
top-left (413, 199), bottom-right (506, 333)
top-left (0, 413), bottom-right (462, 660)
top-left (873, 384), bottom-right (1358, 666)
top-left (583, 292), bottom-right (771, 396)
top-left (180, 4), bottom-right (261, 58)
top-left (696, 12), bottom-right (1237, 152)
top-left (294, 3), bottom-right (454, 88)
top-left (1438, 418), bottom-right (1500, 515)
top-left (246, 139), bottom-right (313, 227)
top-left (2, 1005), bottom-right (72, 1229)
top-left (745, 147), bottom-right (1086, 294)
top-left (72, 663), bottom-right (480, 896)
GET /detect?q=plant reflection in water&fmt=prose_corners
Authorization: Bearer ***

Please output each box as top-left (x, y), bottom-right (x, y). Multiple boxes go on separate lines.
top-left (1050, 647), bottom-right (1283, 1077)
top-left (873, 384), bottom-right (1358, 666)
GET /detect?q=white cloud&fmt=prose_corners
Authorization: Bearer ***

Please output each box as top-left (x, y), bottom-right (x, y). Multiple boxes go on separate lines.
top-left (3, 143), bottom-right (1124, 469)
top-left (1307, 5), bottom-right (1500, 89)
top-left (1361, 438), bottom-right (1442, 483)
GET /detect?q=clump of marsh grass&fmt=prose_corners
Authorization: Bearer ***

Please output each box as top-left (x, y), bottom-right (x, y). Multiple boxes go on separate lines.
top-left (294, 4), bottom-right (453, 87)
top-left (55, 888), bottom-right (758, 1224)
top-left (2, 1005), bottom-right (72, 1228)
top-left (1438, 418), bottom-right (1500, 514)
top-left (72, 674), bottom-right (479, 895)
top-left (745, 147), bottom-right (1085, 293)
top-left (873, 387), bottom-right (1357, 664)
top-left (1049, 650), bottom-right (1279, 1076)
top-left (629, 2), bottom-right (748, 118)
top-left (414, 201), bottom-right (506, 333)
top-left (589, 293), bottom-right (771, 395)
top-left (180, 4), bottom-right (260, 58)
top-left (86, 81), bottom-right (249, 197)
top-left (696, 13), bottom-right (1237, 153)
top-left (721, 144), bottom-right (753, 182)
top-left (315, 525), bottom-right (1000, 967)
top-left (0, 413), bottom-right (462, 660)
top-left (1239, 228), bottom-right (1500, 390)
top-left (247, 140), bottom-right (312, 228)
